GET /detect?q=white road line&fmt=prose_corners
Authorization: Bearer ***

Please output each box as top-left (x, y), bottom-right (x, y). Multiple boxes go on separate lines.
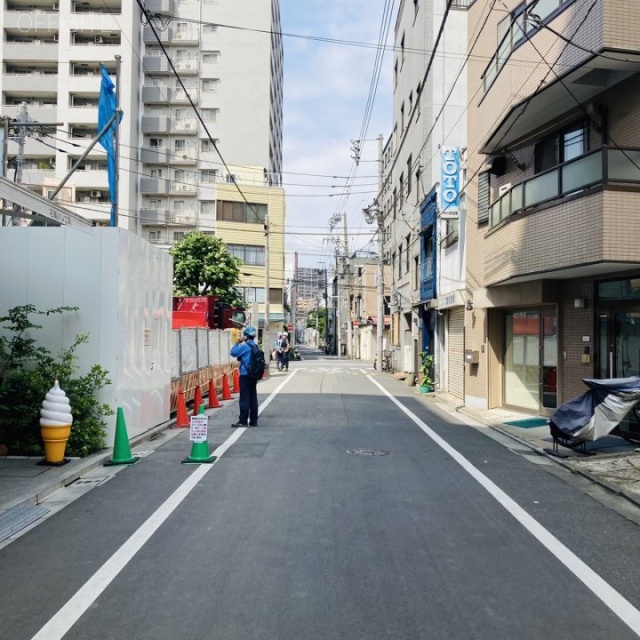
top-left (366, 374), bottom-right (640, 637)
top-left (30, 370), bottom-right (298, 640)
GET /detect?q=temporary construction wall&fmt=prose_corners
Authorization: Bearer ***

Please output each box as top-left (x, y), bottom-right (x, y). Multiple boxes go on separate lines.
top-left (0, 227), bottom-right (173, 442)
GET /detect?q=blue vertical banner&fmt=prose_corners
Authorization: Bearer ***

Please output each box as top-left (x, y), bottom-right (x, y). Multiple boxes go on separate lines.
top-left (98, 64), bottom-right (119, 227)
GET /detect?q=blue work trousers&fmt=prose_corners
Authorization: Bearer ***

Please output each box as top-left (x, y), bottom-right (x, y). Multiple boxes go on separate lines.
top-left (238, 375), bottom-right (259, 425)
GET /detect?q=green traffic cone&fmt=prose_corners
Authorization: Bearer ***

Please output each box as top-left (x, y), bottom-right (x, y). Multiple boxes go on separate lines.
top-left (104, 407), bottom-right (140, 466)
top-left (182, 405), bottom-right (216, 464)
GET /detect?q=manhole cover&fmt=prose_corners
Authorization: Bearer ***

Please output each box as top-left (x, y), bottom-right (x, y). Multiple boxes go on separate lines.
top-left (346, 448), bottom-right (391, 457)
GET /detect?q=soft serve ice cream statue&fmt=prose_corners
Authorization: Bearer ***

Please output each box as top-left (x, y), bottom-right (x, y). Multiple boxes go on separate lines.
top-left (39, 380), bottom-right (73, 464)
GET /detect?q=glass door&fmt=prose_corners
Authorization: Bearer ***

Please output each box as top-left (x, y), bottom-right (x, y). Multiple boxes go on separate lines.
top-left (505, 308), bottom-right (557, 414)
top-left (597, 311), bottom-right (640, 378)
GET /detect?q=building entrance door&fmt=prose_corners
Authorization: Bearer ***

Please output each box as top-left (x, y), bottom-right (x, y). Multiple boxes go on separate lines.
top-left (597, 311), bottom-right (640, 379)
top-left (504, 308), bottom-right (558, 415)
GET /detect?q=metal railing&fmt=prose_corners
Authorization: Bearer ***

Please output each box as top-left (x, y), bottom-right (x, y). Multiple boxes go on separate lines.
top-left (489, 147), bottom-right (640, 228)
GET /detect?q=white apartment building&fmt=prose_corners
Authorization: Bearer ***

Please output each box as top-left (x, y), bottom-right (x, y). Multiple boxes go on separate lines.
top-left (0, 0), bottom-right (141, 227)
top-left (140, 0), bottom-right (283, 244)
top-left (381, 0), bottom-right (468, 391)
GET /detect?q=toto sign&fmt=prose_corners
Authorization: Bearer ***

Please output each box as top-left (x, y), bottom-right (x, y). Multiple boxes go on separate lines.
top-left (440, 147), bottom-right (460, 219)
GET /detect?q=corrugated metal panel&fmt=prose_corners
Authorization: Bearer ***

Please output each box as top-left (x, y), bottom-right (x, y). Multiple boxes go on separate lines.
top-left (448, 308), bottom-right (464, 399)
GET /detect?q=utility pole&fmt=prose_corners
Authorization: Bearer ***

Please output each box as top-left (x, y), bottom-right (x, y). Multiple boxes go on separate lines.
top-left (343, 213), bottom-right (351, 359)
top-left (324, 268), bottom-right (329, 353)
top-left (263, 213), bottom-right (270, 359)
top-left (11, 103), bottom-right (28, 226)
top-left (364, 134), bottom-right (386, 371)
top-left (376, 134), bottom-right (385, 373)
top-left (114, 55), bottom-right (121, 229)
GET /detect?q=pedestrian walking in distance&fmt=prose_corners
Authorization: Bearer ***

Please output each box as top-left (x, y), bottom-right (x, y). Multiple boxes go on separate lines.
top-left (230, 326), bottom-right (260, 427)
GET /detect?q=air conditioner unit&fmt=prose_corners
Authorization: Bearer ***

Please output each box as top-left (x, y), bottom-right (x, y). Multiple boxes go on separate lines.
top-left (183, 122), bottom-right (191, 129)
top-left (94, 36), bottom-right (104, 44)
top-left (175, 33), bottom-right (184, 40)
top-left (91, 190), bottom-right (102, 198)
top-left (498, 183), bottom-right (512, 196)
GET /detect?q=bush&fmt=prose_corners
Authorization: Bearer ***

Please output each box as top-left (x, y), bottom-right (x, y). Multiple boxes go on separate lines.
top-left (0, 305), bottom-right (112, 457)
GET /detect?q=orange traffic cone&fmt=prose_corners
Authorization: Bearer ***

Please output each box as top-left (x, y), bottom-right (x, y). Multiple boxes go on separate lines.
top-left (232, 368), bottom-right (240, 394)
top-left (208, 378), bottom-right (221, 408)
top-left (193, 384), bottom-right (203, 414)
top-left (222, 372), bottom-right (232, 400)
top-left (176, 388), bottom-right (189, 428)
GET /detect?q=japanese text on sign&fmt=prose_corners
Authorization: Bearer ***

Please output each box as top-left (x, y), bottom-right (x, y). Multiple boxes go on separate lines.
top-left (189, 415), bottom-right (208, 443)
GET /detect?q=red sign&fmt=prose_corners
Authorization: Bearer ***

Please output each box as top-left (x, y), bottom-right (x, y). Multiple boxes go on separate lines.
top-left (287, 324), bottom-right (293, 331)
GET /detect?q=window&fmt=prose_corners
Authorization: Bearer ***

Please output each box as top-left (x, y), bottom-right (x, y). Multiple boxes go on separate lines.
top-left (200, 109), bottom-right (218, 122)
top-left (239, 287), bottom-right (265, 303)
top-left (406, 155), bottom-right (412, 197)
top-left (534, 123), bottom-right (586, 174)
top-left (203, 24), bottom-right (218, 33)
top-left (200, 139), bottom-right (219, 152)
top-left (173, 232), bottom-right (185, 242)
top-left (149, 231), bottom-right (161, 241)
top-left (227, 244), bottom-right (265, 266)
top-left (399, 173), bottom-right (404, 207)
top-left (150, 168), bottom-right (163, 178)
top-left (394, 60), bottom-right (398, 89)
top-left (202, 79), bottom-right (219, 92)
top-left (400, 34), bottom-right (405, 68)
top-left (401, 103), bottom-right (405, 131)
top-left (415, 165), bottom-right (421, 204)
top-left (477, 171), bottom-right (490, 224)
top-left (217, 200), bottom-right (267, 223)
top-left (200, 201), bottom-right (215, 214)
top-left (202, 52), bottom-right (220, 64)
top-left (200, 169), bottom-right (218, 183)
top-left (406, 234), bottom-right (411, 273)
top-left (174, 139), bottom-right (186, 153)
top-left (444, 219), bottom-right (459, 247)
top-left (398, 242), bottom-right (403, 278)
top-left (173, 200), bottom-right (185, 212)
top-left (149, 138), bottom-right (162, 148)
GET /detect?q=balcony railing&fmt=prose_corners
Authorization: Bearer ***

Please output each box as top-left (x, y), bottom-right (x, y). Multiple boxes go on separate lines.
top-left (489, 147), bottom-right (640, 229)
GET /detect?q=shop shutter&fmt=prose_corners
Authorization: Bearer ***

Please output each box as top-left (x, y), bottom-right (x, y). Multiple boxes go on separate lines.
top-left (448, 307), bottom-right (465, 400)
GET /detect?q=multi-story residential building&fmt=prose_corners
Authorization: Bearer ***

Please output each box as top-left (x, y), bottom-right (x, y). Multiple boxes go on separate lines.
top-left (381, 0), bottom-right (468, 394)
top-left (1, 0), bottom-right (141, 227)
top-left (0, 0), bottom-right (285, 338)
top-left (140, 0), bottom-right (284, 338)
top-left (465, 0), bottom-right (640, 419)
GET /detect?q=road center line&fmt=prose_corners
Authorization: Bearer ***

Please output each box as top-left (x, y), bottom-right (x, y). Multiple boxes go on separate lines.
top-left (30, 370), bottom-right (298, 640)
top-left (366, 374), bottom-right (640, 637)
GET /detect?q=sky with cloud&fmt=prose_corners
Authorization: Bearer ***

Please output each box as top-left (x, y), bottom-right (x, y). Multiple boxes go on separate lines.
top-left (279, 1), bottom-right (394, 272)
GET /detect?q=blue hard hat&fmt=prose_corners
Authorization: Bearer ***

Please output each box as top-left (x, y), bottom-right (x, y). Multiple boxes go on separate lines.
top-left (244, 326), bottom-right (257, 338)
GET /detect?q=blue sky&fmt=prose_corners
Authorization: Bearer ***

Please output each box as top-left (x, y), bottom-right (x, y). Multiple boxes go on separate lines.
top-left (279, 1), bottom-right (393, 271)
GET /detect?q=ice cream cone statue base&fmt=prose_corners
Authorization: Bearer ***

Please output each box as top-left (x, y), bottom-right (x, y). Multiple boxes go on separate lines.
top-left (39, 380), bottom-right (73, 466)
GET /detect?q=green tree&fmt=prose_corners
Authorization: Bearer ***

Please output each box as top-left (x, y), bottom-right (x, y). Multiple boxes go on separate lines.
top-left (306, 309), bottom-right (327, 338)
top-left (170, 232), bottom-right (243, 305)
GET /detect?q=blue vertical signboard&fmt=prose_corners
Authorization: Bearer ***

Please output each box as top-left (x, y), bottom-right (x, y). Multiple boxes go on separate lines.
top-left (440, 147), bottom-right (460, 218)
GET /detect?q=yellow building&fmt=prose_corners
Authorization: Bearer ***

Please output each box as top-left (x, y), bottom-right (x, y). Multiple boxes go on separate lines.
top-left (214, 166), bottom-right (286, 346)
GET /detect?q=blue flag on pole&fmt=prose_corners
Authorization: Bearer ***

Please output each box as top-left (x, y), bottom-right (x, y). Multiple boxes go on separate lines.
top-left (98, 64), bottom-right (119, 227)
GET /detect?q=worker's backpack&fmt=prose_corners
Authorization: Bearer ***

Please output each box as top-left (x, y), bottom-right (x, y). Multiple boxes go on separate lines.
top-left (247, 342), bottom-right (266, 379)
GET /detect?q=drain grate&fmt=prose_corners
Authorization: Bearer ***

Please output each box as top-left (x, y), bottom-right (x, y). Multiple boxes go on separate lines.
top-left (0, 504), bottom-right (49, 543)
top-left (70, 476), bottom-right (110, 487)
top-left (346, 448), bottom-right (391, 457)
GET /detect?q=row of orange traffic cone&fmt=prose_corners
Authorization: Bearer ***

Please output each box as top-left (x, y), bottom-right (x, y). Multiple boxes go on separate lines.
top-left (175, 369), bottom-right (239, 428)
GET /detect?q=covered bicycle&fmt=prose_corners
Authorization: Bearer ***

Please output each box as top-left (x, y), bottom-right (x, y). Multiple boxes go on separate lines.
top-left (547, 376), bottom-right (640, 455)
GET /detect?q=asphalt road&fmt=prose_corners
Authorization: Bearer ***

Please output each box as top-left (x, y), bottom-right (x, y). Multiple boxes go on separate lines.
top-left (3, 352), bottom-right (640, 639)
